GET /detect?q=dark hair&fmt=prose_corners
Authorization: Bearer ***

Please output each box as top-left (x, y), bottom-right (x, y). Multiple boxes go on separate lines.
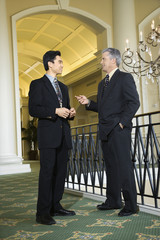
top-left (102, 48), bottom-right (121, 67)
top-left (43, 50), bottom-right (61, 71)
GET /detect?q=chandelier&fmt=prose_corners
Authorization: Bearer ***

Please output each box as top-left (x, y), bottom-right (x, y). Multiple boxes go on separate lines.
top-left (122, 20), bottom-right (160, 85)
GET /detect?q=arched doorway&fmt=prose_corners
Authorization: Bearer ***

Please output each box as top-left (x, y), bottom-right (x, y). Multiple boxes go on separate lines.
top-left (12, 4), bottom-right (112, 159)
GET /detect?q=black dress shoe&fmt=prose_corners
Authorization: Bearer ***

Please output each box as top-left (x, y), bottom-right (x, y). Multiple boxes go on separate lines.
top-left (97, 202), bottom-right (122, 210)
top-left (118, 206), bottom-right (139, 217)
top-left (36, 215), bottom-right (56, 225)
top-left (51, 208), bottom-right (76, 216)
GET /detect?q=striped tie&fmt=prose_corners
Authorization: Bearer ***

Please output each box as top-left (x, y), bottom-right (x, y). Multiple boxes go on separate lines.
top-left (54, 78), bottom-right (63, 107)
top-left (104, 74), bottom-right (109, 87)
top-left (102, 74), bottom-right (109, 98)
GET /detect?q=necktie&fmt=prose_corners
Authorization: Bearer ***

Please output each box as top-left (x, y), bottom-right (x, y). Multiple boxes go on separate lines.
top-left (54, 78), bottom-right (63, 107)
top-left (102, 74), bottom-right (109, 98)
top-left (104, 74), bottom-right (109, 87)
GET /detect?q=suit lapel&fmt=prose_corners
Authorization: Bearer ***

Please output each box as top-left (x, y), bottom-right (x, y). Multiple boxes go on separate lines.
top-left (102, 69), bottom-right (120, 99)
top-left (98, 69), bottom-right (120, 111)
top-left (98, 79), bottom-right (105, 108)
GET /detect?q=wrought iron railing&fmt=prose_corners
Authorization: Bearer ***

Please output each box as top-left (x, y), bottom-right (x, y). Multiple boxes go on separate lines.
top-left (66, 111), bottom-right (160, 209)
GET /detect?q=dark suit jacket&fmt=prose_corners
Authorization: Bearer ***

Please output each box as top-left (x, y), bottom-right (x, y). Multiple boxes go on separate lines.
top-left (29, 75), bottom-right (72, 149)
top-left (87, 69), bottom-right (140, 140)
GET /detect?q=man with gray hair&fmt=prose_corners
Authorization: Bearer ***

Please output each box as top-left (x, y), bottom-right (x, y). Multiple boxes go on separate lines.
top-left (76, 48), bottom-right (140, 216)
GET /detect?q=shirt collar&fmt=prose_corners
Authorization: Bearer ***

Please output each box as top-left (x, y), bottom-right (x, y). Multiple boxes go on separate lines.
top-left (107, 68), bottom-right (118, 80)
top-left (45, 73), bottom-right (56, 84)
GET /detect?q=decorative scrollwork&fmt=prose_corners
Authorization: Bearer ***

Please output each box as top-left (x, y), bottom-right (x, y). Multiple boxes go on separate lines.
top-left (122, 47), bottom-right (160, 79)
top-left (146, 24), bottom-right (160, 47)
top-left (122, 20), bottom-right (160, 84)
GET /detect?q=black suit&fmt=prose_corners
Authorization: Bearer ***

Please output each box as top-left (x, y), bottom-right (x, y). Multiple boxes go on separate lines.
top-left (87, 69), bottom-right (140, 211)
top-left (29, 75), bottom-right (72, 216)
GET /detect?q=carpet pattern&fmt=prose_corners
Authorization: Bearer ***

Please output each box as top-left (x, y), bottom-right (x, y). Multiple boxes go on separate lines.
top-left (0, 172), bottom-right (160, 240)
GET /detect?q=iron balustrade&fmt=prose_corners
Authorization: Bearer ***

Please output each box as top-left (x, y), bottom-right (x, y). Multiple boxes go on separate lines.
top-left (66, 111), bottom-right (160, 209)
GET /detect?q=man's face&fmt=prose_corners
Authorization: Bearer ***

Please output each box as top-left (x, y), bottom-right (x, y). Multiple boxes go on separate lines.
top-left (49, 55), bottom-right (63, 75)
top-left (100, 51), bottom-right (115, 73)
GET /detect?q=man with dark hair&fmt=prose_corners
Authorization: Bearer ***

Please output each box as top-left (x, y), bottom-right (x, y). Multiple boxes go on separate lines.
top-left (29, 50), bottom-right (76, 225)
top-left (76, 47), bottom-right (140, 217)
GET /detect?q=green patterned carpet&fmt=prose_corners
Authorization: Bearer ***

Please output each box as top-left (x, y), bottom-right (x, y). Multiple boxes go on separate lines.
top-left (0, 171), bottom-right (160, 240)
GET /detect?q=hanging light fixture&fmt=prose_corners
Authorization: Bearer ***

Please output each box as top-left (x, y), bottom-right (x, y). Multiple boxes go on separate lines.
top-left (122, 19), bottom-right (160, 85)
top-left (147, 20), bottom-right (160, 47)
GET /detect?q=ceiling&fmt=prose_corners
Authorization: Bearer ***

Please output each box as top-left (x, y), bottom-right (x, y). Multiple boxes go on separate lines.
top-left (16, 13), bottom-right (99, 84)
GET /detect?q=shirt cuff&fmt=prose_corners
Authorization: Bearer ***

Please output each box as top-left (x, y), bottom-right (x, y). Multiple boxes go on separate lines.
top-left (87, 99), bottom-right (91, 107)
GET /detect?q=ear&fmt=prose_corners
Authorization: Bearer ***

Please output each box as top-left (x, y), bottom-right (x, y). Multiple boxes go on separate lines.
top-left (111, 58), bottom-right (116, 65)
top-left (48, 61), bottom-right (53, 69)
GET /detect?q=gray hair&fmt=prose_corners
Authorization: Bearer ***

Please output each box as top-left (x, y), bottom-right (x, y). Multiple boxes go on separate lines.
top-left (102, 48), bottom-right (121, 67)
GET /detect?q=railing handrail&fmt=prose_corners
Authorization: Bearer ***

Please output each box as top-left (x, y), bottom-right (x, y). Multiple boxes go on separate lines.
top-left (66, 111), bottom-right (160, 209)
top-left (135, 110), bottom-right (160, 118)
top-left (71, 111), bottom-right (160, 129)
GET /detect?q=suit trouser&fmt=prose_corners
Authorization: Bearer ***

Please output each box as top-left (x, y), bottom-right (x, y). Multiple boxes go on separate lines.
top-left (101, 124), bottom-right (137, 211)
top-left (37, 138), bottom-right (68, 216)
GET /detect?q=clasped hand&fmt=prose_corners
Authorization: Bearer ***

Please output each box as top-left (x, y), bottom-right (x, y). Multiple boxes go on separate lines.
top-left (56, 107), bottom-right (76, 119)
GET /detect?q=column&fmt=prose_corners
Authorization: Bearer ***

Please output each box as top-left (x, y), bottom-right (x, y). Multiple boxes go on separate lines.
top-left (0, 0), bottom-right (31, 175)
top-left (113, 0), bottom-right (142, 114)
top-left (113, 0), bottom-right (137, 53)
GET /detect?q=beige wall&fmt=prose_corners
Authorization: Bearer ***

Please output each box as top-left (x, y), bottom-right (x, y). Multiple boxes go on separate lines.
top-left (6, 0), bottom-right (57, 16)
top-left (19, 78), bottom-right (29, 97)
top-left (6, 0), bottom-right (159, 30)
top-left (70, 0), bottom-right (113, 26)
top-left (71, 71), bottom-right (101, 126)
top-left (135, 0), bottom-right (160, 25)
top-left (6, 0), bottom-right (160, 20)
